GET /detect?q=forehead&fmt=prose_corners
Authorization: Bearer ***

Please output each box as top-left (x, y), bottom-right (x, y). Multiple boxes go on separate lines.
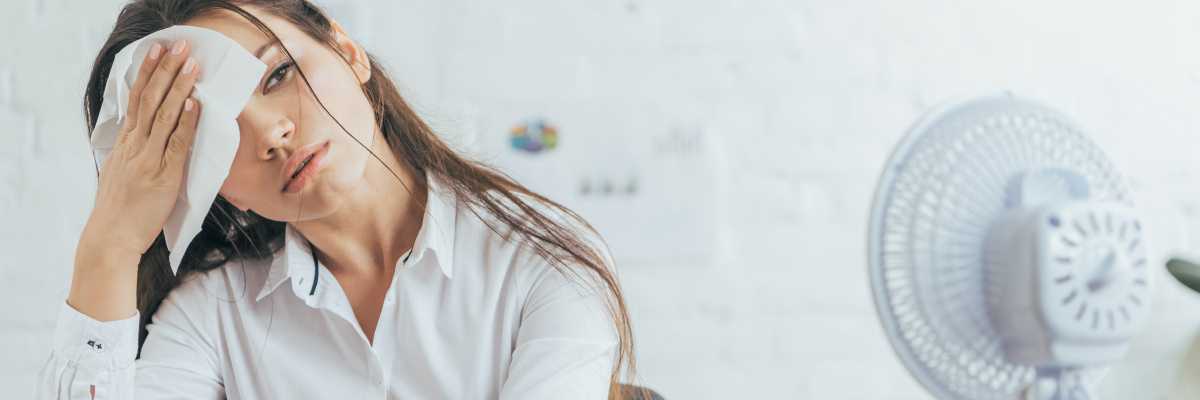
top-left (184, 7), bottom-right (304, 58)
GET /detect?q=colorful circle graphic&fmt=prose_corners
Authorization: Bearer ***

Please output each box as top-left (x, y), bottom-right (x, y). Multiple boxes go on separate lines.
top-left (510, 119), bottom-right (558, 153)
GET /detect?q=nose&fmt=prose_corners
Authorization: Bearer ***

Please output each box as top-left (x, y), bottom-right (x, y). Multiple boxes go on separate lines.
top-left (238, 104), bottom-right (297, 161)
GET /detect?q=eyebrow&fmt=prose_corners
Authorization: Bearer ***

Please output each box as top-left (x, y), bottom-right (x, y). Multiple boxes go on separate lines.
top-left (254, 42), bottom-right (274, 60)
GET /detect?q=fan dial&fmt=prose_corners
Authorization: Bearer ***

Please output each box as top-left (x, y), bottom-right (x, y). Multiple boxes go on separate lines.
top-left (1041, 205), bottom-right (1150, 341)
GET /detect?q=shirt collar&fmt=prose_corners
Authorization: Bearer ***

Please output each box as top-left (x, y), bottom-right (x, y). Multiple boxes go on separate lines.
top-left (256, 175), bottom-right (457, 301)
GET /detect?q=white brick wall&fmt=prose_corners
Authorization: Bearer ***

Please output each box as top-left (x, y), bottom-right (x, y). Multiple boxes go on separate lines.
top-left (8, 0), bottom-right (1200, 399)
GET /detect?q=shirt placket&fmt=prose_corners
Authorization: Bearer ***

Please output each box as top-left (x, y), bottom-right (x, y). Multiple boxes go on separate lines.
top-left (371, 278), bottom-right (402, 398)
top-left (302, 266), bottom-right (390, 400)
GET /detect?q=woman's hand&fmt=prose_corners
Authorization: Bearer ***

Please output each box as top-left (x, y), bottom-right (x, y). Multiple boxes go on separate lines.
top-left (91, 39), bottom-right (202, 255)
top-left (68, 39), bottom-right (201, 321)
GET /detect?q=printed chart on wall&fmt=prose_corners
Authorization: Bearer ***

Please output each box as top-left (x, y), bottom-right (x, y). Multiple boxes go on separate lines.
top-left (476, 98), bottom-right (719, 264)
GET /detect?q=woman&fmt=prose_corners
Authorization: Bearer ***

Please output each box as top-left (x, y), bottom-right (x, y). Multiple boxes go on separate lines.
top-left (36, 0), bottom-right (640, 399)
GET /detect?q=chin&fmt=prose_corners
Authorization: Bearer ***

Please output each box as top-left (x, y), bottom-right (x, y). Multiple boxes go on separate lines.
top-left (251, 187), bottom-right (334, 222)
top-left (259, 163), bottom-right (365, 221)
top-left (297, 178), bottom-right (359, 219)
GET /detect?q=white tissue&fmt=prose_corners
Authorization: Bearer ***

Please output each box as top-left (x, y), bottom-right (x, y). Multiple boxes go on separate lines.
top-left (91, 26), bottom-right (267, 274)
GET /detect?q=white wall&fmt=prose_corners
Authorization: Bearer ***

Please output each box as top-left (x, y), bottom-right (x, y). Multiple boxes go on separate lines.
top-left (8, 0), bottom-right (1200, 398)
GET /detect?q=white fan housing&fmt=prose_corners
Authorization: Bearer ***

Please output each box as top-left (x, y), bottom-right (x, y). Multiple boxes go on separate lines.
top-left (868, 92), bottom-right (1153, 400)
top-left (986, 171), bottom-right (1150, 366)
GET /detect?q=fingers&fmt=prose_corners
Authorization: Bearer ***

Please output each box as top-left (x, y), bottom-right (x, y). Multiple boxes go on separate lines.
top-left (148, 54), bottom-right (199, 152)
top-left (136, 39), bottom-right (191, 137)
top-left (122, 42), bottom-right (164, 134)
top-left (162, 98), bottom-right (199, 174)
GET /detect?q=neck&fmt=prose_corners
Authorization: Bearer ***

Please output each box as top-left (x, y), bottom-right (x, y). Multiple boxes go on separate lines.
top-left (291, 134), bottom-right (427, 277)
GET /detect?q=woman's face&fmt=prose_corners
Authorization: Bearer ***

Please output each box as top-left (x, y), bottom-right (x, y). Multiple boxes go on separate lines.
top-left (186, 8), bottom-right (378, 222)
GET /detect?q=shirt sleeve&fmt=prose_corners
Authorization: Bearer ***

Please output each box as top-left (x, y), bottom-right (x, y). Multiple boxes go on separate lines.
top-left (499, 263), bottom-right (619, 400)
top-left (35, 302), bottom-right (139, 400)
top-left (35, 279), bottom-right (225, 400)
top-left (132, 278), bottom-right (225, 399)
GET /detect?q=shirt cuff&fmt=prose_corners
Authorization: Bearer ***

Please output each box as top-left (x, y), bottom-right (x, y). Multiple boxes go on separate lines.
top-left (52, 301), bottom-right (140, 371)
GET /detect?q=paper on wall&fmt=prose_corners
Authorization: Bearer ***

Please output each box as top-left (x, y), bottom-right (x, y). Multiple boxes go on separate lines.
top-left (90, 25), bottom-right (267, 274)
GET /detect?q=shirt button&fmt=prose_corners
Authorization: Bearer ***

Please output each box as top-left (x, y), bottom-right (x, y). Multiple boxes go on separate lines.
top-left (372, 374), bottom-right (382, 385)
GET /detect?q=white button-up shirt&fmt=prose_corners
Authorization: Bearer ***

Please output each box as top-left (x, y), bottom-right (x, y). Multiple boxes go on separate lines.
top-left (36, 178), bottom-right (617, 399)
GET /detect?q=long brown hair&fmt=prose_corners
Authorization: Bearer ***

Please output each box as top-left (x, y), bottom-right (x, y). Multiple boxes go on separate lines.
top-left (83, 0), bottom-right (640, 397)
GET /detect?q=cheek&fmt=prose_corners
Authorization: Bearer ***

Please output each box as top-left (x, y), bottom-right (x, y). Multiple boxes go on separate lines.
top-left (219, 148), bottom-right (268, 202)
top-left (296, 61), bottom-right (377, 177)
top-left (301, 61), bottom-right (375, 142)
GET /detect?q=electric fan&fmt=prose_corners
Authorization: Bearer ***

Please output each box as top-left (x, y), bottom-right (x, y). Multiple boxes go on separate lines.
top-left (867, 92), bottom-right (1154, 400)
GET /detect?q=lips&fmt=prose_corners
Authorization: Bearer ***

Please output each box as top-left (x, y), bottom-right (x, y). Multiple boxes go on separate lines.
top-left (293, 154), bottom-right (314, 179)
top-left (281, 141), bottom-right (330, 193)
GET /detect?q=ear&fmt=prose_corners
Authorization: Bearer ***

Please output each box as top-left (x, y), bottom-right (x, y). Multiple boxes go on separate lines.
top-left (330, 20), bottom-right (371, 85)
top-left (220, 192), bottom-right (251, 212)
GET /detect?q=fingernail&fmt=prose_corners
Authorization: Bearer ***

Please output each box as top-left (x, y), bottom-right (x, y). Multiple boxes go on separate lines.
top-left (148, 43), bottom-right (163, 61)
top-left (182, 58), bottom-right (196, 75)
top-left (185, 98), bottom-right (194, 111)
top-left (171, 39), bottom-right (186, 56)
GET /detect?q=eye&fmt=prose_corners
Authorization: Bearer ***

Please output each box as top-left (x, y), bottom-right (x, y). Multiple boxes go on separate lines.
top-left (264, 61), bottom-right (292, 94)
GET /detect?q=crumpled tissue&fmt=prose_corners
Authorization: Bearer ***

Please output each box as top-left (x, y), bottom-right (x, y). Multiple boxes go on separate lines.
top-left (91, 25), bottom-right (267, 274)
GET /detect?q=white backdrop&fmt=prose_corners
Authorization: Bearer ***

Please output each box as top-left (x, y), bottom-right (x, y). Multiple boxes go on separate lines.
top-left (7, 0), bottom-right (1200, 399)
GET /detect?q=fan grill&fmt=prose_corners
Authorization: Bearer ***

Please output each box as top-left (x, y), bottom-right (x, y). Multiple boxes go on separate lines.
top-left (871, 96), bottom-right (1130, 399)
